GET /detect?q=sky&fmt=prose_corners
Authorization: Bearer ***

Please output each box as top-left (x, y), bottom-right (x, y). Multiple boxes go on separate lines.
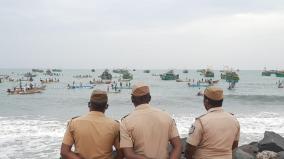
top-left (0, 0), bottom-right (284, 70)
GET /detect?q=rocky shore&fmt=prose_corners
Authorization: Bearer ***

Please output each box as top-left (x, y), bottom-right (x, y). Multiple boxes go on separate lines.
top-left (232, 131), bottom-right (284, 159)
top-left (178, 131), bottom-right (284, 159)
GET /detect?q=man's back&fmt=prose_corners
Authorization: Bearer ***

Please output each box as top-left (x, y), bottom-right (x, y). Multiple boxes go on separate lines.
top-left (188, 107), bottom-right (240, 159)
top-left (63, 111), bottom-right (120, 159)
top-left (120, 104), bottom-right (179, 159)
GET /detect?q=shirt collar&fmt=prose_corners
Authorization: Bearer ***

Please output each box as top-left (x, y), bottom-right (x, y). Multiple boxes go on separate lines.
top-left (207, 107), bottom-right (223, 113)
top-left (88, 111), bottom-right (105, 117)
top-left (134, 104), bottom-right (151, 111)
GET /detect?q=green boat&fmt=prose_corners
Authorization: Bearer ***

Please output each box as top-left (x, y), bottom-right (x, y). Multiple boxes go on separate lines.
top-left (204, 70), bottom-right (214, 78)
top-left (225, 72), bottom-right (240, 83)
top-left (122, 71), bottom-right (133, 80)
top-left (52, 69), bottom-right (62, 72)
top-left (100, 69), bottom-right (112, 80)
top-left (276, 72), bottom-right (284, 77)
top-left (160, 70), bottom-right (179, 80)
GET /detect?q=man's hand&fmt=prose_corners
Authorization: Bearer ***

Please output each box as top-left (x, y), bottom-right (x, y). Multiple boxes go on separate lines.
top-left (184, 143), bottom-right (197, 159)
top-left (60, 143), bottom-right (83, 159)
top-left (169, 136), bottom-right (182, 159)
top-left (122, 147), bottom-right (146, 159)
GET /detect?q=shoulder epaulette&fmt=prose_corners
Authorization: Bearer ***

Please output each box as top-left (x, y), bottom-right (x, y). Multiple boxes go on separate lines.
top-left (195, 114), bottom-right (206, 120)
top-left (72, 116), bottom-right (80, 120)
top-left (121, 114), bottom-right (129, 121)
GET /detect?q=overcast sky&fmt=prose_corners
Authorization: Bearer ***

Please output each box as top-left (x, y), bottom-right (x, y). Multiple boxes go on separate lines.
top-left (0, 0), bottom-right (283, 70)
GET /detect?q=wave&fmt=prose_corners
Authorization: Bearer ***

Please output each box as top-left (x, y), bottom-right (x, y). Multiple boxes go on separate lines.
top-left (224, 94), bottom-right (284, 104)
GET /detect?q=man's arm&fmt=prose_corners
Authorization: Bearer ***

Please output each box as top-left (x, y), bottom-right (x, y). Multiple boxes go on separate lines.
top-left (232, 141), bottom-right (239, 150)
top-left (184, 143), bottom-right (197, 159)
top-left (169, 136), bottom-right (182, 159)
top-left (60, 143), bottom-right (83, 159)
top-left (122, 148), bottom-right (146, 159)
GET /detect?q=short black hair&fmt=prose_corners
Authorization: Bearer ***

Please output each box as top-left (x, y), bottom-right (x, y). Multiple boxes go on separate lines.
top-left (204, 95), bottom-right (223, 107)
top-left (131, 93), bottom-right (151, 104)
top-left (88, 101), bottom-right (108, 112)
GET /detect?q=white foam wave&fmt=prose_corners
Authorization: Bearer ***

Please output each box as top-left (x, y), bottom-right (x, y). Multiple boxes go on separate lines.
top-left (0, 117), bottom-right (66, 159)
top-left (173, 112), bottom-right (284, 144)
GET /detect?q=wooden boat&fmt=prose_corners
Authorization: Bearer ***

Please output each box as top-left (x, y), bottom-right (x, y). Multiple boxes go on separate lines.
top-left (7, 85), bottom-right (46, 95)
top-left (176, 79), bottom-right (190, 82)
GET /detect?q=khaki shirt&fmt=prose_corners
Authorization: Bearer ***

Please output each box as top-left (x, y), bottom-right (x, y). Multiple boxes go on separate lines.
top-left (62, 111), bottom-right (120, 159)
top-left (120, 104), bottom-right (179, 159)
top-left (186, 107), bottom-right (240, 159)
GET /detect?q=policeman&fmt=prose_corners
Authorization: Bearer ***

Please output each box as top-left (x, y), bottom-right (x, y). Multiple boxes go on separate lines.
top-left (120, 82), bottom-right (182, 159)
top-left (60, 90), bottom-right (123, 159)
top-left (185, 86), bottom-right (240, 159)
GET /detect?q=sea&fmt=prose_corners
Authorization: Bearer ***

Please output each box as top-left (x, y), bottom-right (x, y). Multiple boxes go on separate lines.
top-left (0, 69), bottom-right (284, 159)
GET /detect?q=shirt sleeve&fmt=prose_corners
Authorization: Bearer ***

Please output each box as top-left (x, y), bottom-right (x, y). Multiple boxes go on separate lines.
top-left (186, 119), bottom-right (203, 146)
top-left (169, 119), bottom-right (179, 139)
top-left (234, 122), bottom-right (240, 141)
top-left (62, 120), bottom-right (75, 146)
top-left (120, 120), bottom-right (133, 148)
top-left (113, 121), bottom-right (120, 150)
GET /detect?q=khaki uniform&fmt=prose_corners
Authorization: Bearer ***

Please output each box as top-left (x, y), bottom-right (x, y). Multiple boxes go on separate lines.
top-left (120, 104), bottom-right (179, 159)
top-left (186, 107), bottom-right (240, 159)
top-left (63, 111), bottom-right (120, 159)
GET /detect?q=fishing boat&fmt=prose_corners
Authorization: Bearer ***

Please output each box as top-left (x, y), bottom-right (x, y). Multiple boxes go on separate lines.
top-left (204, 70), bottom-right (214, 77)
top-left (24, 72), bottom-right (36, 78)
top-left (45, 69), bottom-right (53, 76)
top-left (67, 84), bottom-right (94, 89)
top-left (100, 69), bottom-right (112, 80)
top-left (276, 71), bottom-right (284, 77)
top-left (262, 71), bottom-right (271, 76)
top-left (32, 69), bottom-right (44, 73)
top-left (52, 69), bottom-right (62, 72)
top-left (183, 70), bottom-right (189, 73)
top-left (144, 70), bottom-right (151, 73)
top-left (122, 71), bottom-right (133, 80)
top-left (7, 85), bottom-right (46, 95)
top-left (160, 70), bottom-right (179, 80)
top-left (73, 75), bottom-right (92, 78)
top-left (91, 69), bottom-right (95, 73)
top-left (188, 82), bottom-right (210, 88)
top-left (90, 79), bottom-right (111, 85)
top-left (176, 79), bottom-right (190, 82)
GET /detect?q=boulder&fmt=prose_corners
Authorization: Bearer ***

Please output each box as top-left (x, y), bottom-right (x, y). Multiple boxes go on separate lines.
top-left (233, 148), bottom-right (255, 159)
top-left (259, 131), bottom-right (284, 152)
top-left (278, 151), bottom-right (284, 159)
top-left (239, 144), bottom-right (259, 157)
top-left (256, 151), bottom-right (279, 159)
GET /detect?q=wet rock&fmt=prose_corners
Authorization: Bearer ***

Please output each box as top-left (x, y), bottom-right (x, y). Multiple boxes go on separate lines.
top-left (233, 148), bottom-right (255, 159)
top-left (259, 131), bottom-right (284, 152)
top-left (278, 151), bottom-right (284, 159)
top-left (239, 144), bottom-right (259, 157)
top-left (256, 151), bottom-right (279, 159)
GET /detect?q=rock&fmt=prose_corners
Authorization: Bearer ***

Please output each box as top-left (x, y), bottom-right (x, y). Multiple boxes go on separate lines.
top-left (233, 148), bottom-right (255, 159)
top-left (259, 131), bottom-right (284, 153)
top-left (278, 151), bottom-right (284, 159)
top-left (239, 144), bottom-right (259, 157)
top-left (256, 151), bottom-right (279, 159)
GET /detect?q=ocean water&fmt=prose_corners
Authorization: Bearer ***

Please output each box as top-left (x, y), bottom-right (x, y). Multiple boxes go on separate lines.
top-left (0, 69), bottom-right (284, 159)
